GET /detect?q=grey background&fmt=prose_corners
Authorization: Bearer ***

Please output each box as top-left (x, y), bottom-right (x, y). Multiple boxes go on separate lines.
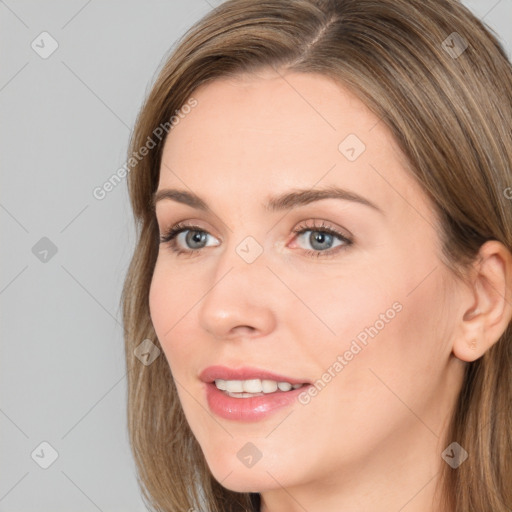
top-left (1, 1), bottom-right (510, 510)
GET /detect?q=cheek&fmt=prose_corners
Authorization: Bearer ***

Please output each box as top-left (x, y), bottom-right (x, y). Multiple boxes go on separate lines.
top-left (148, 263), bottom-right (170, 336)
top-left (148, 262), bottom-right (193, 372)
top-left (281, 259), bottom-right (404, 367)
top-left (301, 257), bottom-right (450, 408)
top-left (292, 282), bottom-right (448, 468)
top-left (334, 272), bottom-right (450, 413)
top-left (149, 258), bottom-right (200, 332)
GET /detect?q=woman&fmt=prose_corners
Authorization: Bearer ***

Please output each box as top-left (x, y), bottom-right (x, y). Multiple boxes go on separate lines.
top-left (121, 0), bottom-right (512, 510)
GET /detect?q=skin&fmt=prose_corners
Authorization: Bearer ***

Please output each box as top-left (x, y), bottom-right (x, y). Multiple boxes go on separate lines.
top-left (149, 67), bottom-right (512, 512)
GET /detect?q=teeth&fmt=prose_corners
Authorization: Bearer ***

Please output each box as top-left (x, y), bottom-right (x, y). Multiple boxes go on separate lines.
top-left (261, 380), bottom-right (278, 393)
top-left (214, 378), bottom-right (304, 394)
top-left (245, 379), bottom-right (264, 393)
top-left (215, 379), bottom-right (227, 391)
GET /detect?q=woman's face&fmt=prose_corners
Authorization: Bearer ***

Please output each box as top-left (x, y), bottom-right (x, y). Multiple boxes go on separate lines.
top-left (149, 68), bottom-right (466, 501)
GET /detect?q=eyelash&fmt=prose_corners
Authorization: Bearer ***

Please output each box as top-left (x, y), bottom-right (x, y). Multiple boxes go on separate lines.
top-left (158, 220), bottom-right (353, 258)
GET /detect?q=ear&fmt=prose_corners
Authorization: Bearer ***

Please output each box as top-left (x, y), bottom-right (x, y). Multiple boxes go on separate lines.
top-left (452, 240), bottom-right (512, 362)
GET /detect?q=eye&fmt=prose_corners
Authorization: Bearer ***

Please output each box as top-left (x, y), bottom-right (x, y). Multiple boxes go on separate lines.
top-left (290, 219), bottom-right (353, 257)
top-left (159, 219), bottom-right (353, 258)
top-left (159, 222), bottom-right (220, 256)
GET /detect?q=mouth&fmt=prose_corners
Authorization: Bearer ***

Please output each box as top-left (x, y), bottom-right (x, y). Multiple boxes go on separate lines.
top-left (199, 365), bottom-right (312, 420)
top-left (204, 382), bottom-right (312, 421)
top-left (213, 378), bottom-right (305, 398)
top-left (199, 365), bottom-right (310, 394)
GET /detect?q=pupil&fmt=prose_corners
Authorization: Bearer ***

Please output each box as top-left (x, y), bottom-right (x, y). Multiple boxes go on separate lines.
top-left (187, 231), bottom-right (206, 248)
top-left (311, 231), bottom-right (332, 250)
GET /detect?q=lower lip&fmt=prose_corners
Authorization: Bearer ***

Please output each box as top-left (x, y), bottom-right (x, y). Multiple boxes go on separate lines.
top-left (204, 382), bottom-right (311, 422)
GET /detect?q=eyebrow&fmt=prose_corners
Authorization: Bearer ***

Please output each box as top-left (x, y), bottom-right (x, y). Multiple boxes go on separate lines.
top-left (152, 186), bottom-right (383, 215)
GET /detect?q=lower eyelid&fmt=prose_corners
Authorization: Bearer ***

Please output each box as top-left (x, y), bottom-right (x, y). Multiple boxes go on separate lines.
top-left (161, 224), bottom-right (352, 256)
top-left (293, 228), bottom-right (351, 245)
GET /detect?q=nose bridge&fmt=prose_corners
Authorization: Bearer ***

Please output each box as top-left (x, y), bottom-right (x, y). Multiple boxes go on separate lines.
top-left (197, 232), bottom-right (276, 338)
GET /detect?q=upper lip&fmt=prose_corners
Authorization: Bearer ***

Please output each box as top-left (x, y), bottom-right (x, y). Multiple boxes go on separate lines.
top-left (199, 365), bottom-right (310, 385)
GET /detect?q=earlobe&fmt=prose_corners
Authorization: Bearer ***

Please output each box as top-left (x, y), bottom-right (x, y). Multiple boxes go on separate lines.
top-left (452, 240), bottom-right (512, 363)
top-left (452, 336), bottom-right (482, 362)
top-left (452, 329), bottom-right (486, 363)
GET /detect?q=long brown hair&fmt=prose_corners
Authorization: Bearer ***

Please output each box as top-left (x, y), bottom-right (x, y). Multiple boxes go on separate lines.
top-left (121, 1), bottom-right (512, 510)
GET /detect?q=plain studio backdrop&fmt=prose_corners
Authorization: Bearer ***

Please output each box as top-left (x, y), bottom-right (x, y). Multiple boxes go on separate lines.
top-left (1, 1), bottom-right (511, 510)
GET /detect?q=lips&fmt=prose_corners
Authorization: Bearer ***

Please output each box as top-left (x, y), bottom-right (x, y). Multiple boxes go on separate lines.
top-left (204, 381), bottom-right (311, 421)
top-left (199, 365), bottom-right (310, 385)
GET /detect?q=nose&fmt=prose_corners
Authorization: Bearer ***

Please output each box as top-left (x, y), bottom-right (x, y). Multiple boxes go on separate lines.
top-left (197, 246), bottom-right (278, 341)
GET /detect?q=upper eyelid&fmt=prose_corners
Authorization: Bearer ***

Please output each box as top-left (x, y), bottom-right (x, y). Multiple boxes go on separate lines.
top-left (159, 220), bottom-right (347, 235)
top-left (161, 221), bottom-right (352, 245)
top-left (159, 221), bottom-right (354, 261)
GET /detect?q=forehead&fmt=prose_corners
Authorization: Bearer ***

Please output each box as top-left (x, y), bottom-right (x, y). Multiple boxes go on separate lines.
top-left (163, 69), bottom-right (384, 161)
top-left (158, 69), bottom-right (428, 219)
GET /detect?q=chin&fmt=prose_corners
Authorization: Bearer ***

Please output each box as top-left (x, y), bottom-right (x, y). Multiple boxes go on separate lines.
top-left (218, 478), bottom-right (265, 493)
top-left (203, 452), bottom-right (296, 494)
top-left (213, 471), bottom-right (281, 494)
